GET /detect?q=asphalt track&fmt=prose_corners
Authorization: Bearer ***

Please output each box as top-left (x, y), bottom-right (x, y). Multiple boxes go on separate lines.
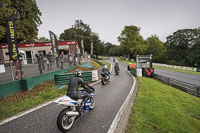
top-left (0, 60), bottom-right (134, 133)
top-left (154, 69), bottom-right (200, 86)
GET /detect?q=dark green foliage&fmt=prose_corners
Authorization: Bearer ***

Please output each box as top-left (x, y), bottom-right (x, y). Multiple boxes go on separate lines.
top-left (165, 28), bottom-right (200, 67)
top-left (59, 20), bottom-right (105, 55)
top-left (118, 25), bottom-right (146, 59)
top-left (145, 35), bottom-right (166, 62)
top-left (37, 37), bottom-right (50, 42)
top-left (0, 0), bottom-right (42, 43)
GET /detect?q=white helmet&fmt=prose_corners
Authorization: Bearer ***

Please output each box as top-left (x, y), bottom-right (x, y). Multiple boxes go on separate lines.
top-left (104, 65), bottom-right (107, 69)
top-left (19, 50), bottom-right (25, 55)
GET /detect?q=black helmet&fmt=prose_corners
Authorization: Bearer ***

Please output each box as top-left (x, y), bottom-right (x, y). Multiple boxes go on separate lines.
top-left (74, 69), bottom-right (82, 77)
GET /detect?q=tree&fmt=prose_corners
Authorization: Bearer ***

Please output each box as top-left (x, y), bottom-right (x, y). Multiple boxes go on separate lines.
top-left (104, 42), bottom-right (114, 55)
top-left (0, 0), bottom-right (42, 43)
top-left (37, 37), bottom-right (50, 42)
top-left (165, 28), bottom-right (200, 66)
top-left (145, 35), bottom-right (166, 62)
top-left (59, 20), bottom-right (106, 55)
top-left (118, 25), bottom-right (146, 59)
top-left (108, 45), bottom-right (121, 56)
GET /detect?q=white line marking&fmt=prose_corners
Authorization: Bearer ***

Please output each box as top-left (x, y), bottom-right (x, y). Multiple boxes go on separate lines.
top-left (0, 100), bottom-right (55, 125)
top-left (0, 79), bottom-right (102, 126)
top-left (0, 63), bottom-right (112, 126)
top-left (107, 71), bottom-right (136, 133)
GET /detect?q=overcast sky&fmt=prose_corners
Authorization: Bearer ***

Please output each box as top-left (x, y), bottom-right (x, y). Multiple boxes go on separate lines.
top-left (36, 0), bottom-right (200, 45)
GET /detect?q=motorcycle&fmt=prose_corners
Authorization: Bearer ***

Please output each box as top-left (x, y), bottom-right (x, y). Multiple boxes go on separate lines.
top-left (101, 72), bottom-right (110, 85)
top-left (114, 66), bottom-right (119, 75)
top-left (54, 83), bottom-right (95, 132)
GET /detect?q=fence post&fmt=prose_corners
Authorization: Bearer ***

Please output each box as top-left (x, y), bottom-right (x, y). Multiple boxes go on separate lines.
top-left (197, 86), bottom-right (200, 97)
top-left (9, 60), bottom-right (14, 81)
top-left (168, 78), bottom-right (171, 86)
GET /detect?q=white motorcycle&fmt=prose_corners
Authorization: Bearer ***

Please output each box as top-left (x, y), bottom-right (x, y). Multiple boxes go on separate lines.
top-left (54, 84), bottom-right (95, 132)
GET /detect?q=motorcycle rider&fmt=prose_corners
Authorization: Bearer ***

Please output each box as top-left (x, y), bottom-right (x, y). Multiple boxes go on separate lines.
top-left (114, 62), bottom-right (119, 73)
top-left (66, 69), bottom-right (90, 112)
top-left (101, 65), bottom-right (110, 81)
top-left (15, 50), bottom-right (25, 80)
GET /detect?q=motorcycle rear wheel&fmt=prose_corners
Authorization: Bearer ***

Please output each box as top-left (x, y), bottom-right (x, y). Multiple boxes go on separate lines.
top-left (57, 108), bottom-right (76, 132)
top-left (89, 98), bottom-right (95, 110)
top-left (101, 78), bottom-right (106, 85)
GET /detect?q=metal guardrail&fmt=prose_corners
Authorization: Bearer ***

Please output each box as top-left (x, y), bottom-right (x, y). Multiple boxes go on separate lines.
top-left (54, 71), bottom-right (92, 89)
top-left (92, 58), bottom-right (105, 66)
top-left (154, 74), bottom-right (200, 97)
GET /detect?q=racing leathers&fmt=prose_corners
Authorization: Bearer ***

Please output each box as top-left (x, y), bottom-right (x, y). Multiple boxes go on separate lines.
top-left (101, 67), bottom-right (110, 80)
top-left (66, 76), bottom-right (89, 110)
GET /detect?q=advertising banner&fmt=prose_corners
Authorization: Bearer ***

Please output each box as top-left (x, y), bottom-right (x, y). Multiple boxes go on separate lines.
top-left (81, 40), bottom-right (85, 56)
top-left (49, 31), bottom-right (59, 56)
top-left (6, 15), bottom-right (18, 60)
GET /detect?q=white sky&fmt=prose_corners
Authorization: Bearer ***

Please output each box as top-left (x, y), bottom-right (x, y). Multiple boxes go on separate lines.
top-left (36, 0), bottom-right (200, 45)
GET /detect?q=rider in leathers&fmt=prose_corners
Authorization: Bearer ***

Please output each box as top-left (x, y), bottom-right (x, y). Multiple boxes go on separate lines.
top-left (66, 69), bottom-right (89, 112)
top-left (102, 65), bottom-right (110, 80)
top-left (114, 62), bottom-right (119, 73)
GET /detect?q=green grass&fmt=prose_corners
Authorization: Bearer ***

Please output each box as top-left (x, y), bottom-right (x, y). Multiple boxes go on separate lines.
top-left (98, 56), bottom-right (109, 60)
top-left (117, 58), bottom-right (135, 64)
top-left (98, 60), bottom-right (111, 70)
top-left (91, 59), bottom-right (103, 69)
top-left (153, 65), bottom-right (200, 75)
top-left (0, 80), bottom-right (67, 121)
top-left (126, 77), bottom-right (200, 133)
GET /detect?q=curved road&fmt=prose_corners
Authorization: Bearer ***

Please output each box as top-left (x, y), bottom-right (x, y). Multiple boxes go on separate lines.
top-left (0, 60), bottom-right (134, 133)
top-left (155, 69), bottom-right (200, 86)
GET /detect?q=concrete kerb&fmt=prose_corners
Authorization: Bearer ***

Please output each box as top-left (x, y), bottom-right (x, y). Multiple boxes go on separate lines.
top-left (0, 64), bottom-right (113, 126)
top-left (107, 71), bottom-right (137, 133)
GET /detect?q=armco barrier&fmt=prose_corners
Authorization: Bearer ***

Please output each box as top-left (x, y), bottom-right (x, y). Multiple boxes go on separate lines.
top-left (0, 80), bottom-right (24, 99)
top-left (154, 74), bottom-right (200, 97)
top-left (54, 71), bottom-right (92, 89)
top-left (0, 67), bottom-right (74, 99)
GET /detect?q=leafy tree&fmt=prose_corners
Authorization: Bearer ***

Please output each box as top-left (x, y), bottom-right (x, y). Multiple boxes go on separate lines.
top-left (165, 28), bottom-right (200, 67)
top-left (118, 25), bottom-right (146, 59)
top-left (59, 20), bottom-right (105, 55)
top-left (104, 42), bottom-right (114, 55)
top-left (0, 0), bottom-right (42, 43)
top-left (37, 37), bottom-right (50, 42)
top-left (108, 45), bottom-right (121, 56)
top-left (188, 42), bottom-right (200, 68)
top-left (145, 35), bottom-right (166, 62)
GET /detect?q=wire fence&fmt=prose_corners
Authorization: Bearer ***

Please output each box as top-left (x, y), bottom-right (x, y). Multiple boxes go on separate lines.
top-left (154, 74), bottom-right (200, 98)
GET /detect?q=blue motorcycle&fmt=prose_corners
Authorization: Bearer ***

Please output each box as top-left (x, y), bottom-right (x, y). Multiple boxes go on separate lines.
top-left (101, 72), bottom-right (110, 85)
top-left (54, 83), bottom-right (95, 132)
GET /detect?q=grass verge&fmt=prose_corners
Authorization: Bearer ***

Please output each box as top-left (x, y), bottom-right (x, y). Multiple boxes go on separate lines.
top-left (126, 77), bottom-right (200, 133)
top-left (117, 58), bottom-right (135, 64)
top-left (98, 56), bottom-right (109, 60)
top-left (98, 60), bottom-right (111, 70)
top-left (0, 80), bottom-right (67, 121)
top-left (153, 65), bottom-right (200, 75)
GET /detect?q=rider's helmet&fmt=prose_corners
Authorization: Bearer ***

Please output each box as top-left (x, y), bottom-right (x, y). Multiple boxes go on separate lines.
top-left (115, 62), bottom-right (118, 66)
top-left (74, 69), bottom-right (82, 77)
top-left (19, 50), bottom-right (25, 55)
top-left (104, 65), bottom-right (107, 69)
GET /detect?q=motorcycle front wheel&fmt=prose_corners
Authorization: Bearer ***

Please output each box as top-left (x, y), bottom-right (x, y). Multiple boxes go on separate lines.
top-left (57, 108), bottom-right (76, 132)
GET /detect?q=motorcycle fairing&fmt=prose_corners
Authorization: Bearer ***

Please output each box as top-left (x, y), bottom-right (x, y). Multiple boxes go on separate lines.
top-left (54, 96), bottom-right (79, 106)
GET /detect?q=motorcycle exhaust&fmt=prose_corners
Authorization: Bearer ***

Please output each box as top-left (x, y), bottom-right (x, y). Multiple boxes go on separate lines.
top-left (66, 111), bottom-right (79, 116)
